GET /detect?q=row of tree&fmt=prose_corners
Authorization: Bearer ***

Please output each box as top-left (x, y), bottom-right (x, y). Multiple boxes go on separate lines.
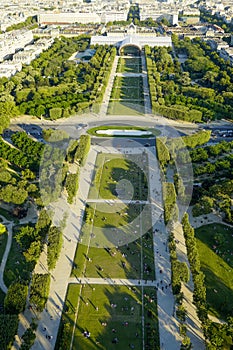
top-left (65, 135), bottom-right (90, 203)
top-left (182, 213), bottom-right (233, 348)
top-left (162, 182), bottom-right (178, 224)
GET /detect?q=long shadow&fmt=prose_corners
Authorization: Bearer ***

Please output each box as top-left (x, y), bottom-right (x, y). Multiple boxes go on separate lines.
top-left (65, 254), bottom-right (75, 268)
top-left (195, 223), bottom-right (233, 268)
top-left (201, 265), bottom-right (233, 320)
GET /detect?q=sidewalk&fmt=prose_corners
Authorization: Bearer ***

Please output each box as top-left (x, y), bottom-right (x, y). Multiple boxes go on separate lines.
top-left (99, 55), bottom-right (119, 116)
top-left (146, 147), bottom-right (181, 349)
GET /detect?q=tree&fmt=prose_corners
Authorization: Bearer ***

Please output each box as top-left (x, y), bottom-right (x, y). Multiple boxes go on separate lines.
top-left (0, 314), bottom-right (18, 349)
top-left (49, 107), bottom-right (62, 120)
top-left (47, 226), bottom-right (63, 270)
top-left (4, 282), bottom-right (28, 314)
top-left (24, 241), bottom-right (41, 263)
top-left (0, 223), bottom-right (6, 235)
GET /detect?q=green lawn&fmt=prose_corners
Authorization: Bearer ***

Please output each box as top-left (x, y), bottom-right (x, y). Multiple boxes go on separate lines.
top-left (88, 153), bottom-right (149, 200)
top-left (72, 204), bottom-right (155, 280)
top-left (108, 76), bottom-right (144, 115)
top-left (111, 87), bottom-right (143, 100)
top-left (195, 223), bottom-right (233, 320)
top-left (57, 284), bottom-right (159, 350)
top-left (117, 57), bottom-right (142, 73)
top-left (107, 101), bottom-right (145, 115)
top-left (73, 152), bottom-right (154, 279)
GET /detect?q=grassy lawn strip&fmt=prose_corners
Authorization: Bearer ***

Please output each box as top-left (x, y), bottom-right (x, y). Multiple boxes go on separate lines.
top-left (108, 76), bottom-right (144, 115)
top-left (195, 223), bottom-right (233, 320)
top-left (57, 284), bottom-right (159, 350)
top-left (117, 57), bottom-right (142, 73)
top-left (55, 283), bottom-right (81, 350)
top-left (111, 87), bottom-right (143, 100)
top-left (107, 101), bottom-right (144, 115)
top-left (88, 154), bottom-right (148, 200)
top-left (71, 202), bottom-right (155, 280)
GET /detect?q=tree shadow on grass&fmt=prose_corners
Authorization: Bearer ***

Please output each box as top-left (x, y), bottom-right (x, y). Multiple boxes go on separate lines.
top-left (201, 266), bottom-right (233, 320)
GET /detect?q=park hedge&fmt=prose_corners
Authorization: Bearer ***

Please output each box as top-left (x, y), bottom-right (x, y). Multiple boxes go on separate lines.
top-left (47, 226), bottom-right (63, 270)
top-left (73, 135), bottom-right (91, 166)
top-left (29, 273), bottom-right (50, 312)
top-left (162, 182), bottom-right (178, 224)
top-left (65, 172), bottom-right (79, 204)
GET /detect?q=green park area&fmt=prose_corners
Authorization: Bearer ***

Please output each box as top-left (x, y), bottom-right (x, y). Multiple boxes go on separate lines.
top-left (117, 57), bottom-right (142, 73)
top-left (88, 153), bottom-right (149, 201)
top-left (72, 210), bottom-right (155, 280)
top-left (195, 223), bottom-right (233, 320)
top-left (57, 284), bottom-right (159, 350)
top-left (70, 149), bottom-right (155, 281)
top-left (108, 76), bottom-right (144, 115)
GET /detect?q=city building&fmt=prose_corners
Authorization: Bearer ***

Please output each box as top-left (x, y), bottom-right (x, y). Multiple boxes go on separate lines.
top-left (38, 12), bottom-right (101, 25)
top-left (91, 23), bottom-right (172, 53)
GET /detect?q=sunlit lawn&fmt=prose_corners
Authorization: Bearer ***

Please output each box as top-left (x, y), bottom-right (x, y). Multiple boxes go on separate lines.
top-left (71, 203), bottom-right (155, 280)
top-left (107, 101), bottom-right (144, 115)
top-left (111, 87), bottom-right (143, 100)
top-left (195, 223), bottom-right (233, 320)
top-left (88, 153), bottom-right (149, 200)
top-left (108, 75), bottom-right (144, 115)
top-left (117, 57), bottom-right (142, 73)
top-left (59, 284), bottom-right (159, 350)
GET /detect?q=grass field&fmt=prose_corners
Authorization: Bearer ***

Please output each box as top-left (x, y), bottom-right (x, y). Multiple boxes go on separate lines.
top-left (88, 153), bottom-right (149, 201)
top-left (71, 203), bottom-right (154, 280)
top-left (111, 87), bottom-right (143, 100)
top-left (117, 57), bottom-right (142, 73)
top-left (107, 101), bottom-right (144, 115)
top-left (74, 152), bottom-right (154, 279)
top-left (108, 76), bottom-right (144, 115)
top-left (195, 223), bottom-right (233, 320)
top-left (57, 284), bottom-right (159, 350)
top-left (72, 228), bottom-right (155, 280)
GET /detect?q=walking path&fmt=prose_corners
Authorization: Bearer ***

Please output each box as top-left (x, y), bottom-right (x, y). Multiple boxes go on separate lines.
top-left (69, 277), bottom-right (157, 286)
top-left (141, 53), bottom-right (152, 115)
top-left (87, 198), bottom-right (149, 204)
top-left (99, 55), bottom-right (119, 116)
top-left (146, 147), bottom-right (181, 349)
